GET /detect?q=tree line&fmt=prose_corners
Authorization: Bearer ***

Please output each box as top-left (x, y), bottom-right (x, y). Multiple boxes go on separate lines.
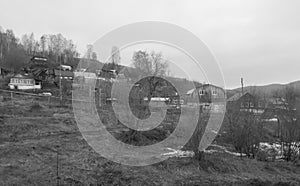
top-left (0, 26), bottom-right (79, 73)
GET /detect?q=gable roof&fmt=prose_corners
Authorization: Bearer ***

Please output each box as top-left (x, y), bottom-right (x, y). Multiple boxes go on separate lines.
top-left (186, 88), bottom-right (195, 95)
top-left (186, 84), bottom-right (225, 95)
top-left (196, 83), bottom-right (225, 89)
top-left (54, 70), bottom-right (74, 77)
top-left (74, 58), bottom-right (104, 73)
top-left (227, 92), bottom-right (252, 102)
top-left (12, 73), bottom-right (34, 79)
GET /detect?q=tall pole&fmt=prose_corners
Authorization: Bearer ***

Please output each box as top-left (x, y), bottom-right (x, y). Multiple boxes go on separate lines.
top-left (0, 33), bottom-right (3, 59)
top-left (59, 55), bottom-right (62, 105)
top-left (241, 77), bottom-right (244, 95)
top-left (41, 36), bottom-right (45, 57)
top-left (55, 145), bottom-right (60, 186)
top-left (0, 34), bottom-right (2, 76)
top-left (56, 150), bottom-right (59, 186)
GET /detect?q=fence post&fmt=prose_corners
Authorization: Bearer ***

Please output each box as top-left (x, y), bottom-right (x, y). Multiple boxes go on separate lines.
top-left (10, 92), bottom-right (13, 101)
top-left (99, 88), bottom-right (101, 107)
top-left (90, 86), bottom-right (92, 111)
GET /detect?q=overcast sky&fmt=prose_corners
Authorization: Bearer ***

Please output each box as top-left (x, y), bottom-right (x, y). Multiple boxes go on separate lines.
top-left (0, 0), bottom-right (299, 88)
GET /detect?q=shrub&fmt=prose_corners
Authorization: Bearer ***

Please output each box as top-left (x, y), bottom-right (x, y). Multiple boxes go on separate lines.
top-left (256, 150), bottom-right (268, 161)
top-left (29, 102), bottom-right (43, 112)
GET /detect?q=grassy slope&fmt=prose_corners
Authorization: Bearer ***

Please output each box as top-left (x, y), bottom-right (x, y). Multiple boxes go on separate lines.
top-left (0, 96), bottom-right (299, 185)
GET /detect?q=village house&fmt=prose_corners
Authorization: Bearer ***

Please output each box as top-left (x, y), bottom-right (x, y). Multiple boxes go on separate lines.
top-left (227, 92), bottom-right (265, 114)
top-left (54, 69), bottom-right (74, 80)
top-left (267, 97), bottom-right (289, 110)
top-left (186, 84), bottom-right (226, 103)
top-left (8, 74), bottom-right (41, 90)
top-left (185, 84), bottom-right (226, 112)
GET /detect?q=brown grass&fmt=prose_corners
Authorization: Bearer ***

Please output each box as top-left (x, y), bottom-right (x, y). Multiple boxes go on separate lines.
top-left (0, 97), bottom-right (299, 185)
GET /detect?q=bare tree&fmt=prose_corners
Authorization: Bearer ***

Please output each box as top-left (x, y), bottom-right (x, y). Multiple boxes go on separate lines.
top-left (122, 51), bottom-right (169, 144)
top-left (111, 46), bottom-right (120, 64)
top-left (132, 50), bottom-right (168, 102)
top-left (40, 35), bottom-right (46, 55)
top-left (0, 28), bottom-right (4, 60)
top-left (225, 109), bottom-right (263, 158)
top-left (3, 46), bottom-right (27, 73)
top-left (86, 44), bottom-right (93, 59)
top-left (0, 29), bottom-right (27, 73)
top-left (21, 33), bottom-right (35, 55)
top-left (40, 34), bottom-right (79, 64)
top-left (224, 90), bottom-right (265, 159)
top-left (92, 52), bottom-right (97, 60)
top-left (272, 86), bottom-right (300, 161)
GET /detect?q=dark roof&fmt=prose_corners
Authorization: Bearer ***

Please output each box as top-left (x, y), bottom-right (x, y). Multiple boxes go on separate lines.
top-left (187, 84), bottom-right (225, 94)
top-left (196, 83), bottom-right (219, 88)
top-left (195, 84), bottom-right (225, 93)
top-left (227, 92), bottom-right (252, 102)
top-left (74, 58), bottom-right (104, 73)
top-left (54, 70), bottom-right (74, 77)
top-left (11, 73), bottom-right (35, 79)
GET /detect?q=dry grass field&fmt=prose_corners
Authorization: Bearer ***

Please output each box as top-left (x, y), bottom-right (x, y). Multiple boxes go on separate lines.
top-left (0, 94), bottom-right (300, 185)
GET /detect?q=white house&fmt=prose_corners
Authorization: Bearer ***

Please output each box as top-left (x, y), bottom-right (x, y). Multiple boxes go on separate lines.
top-left (9, 74), bottom-right (41, 90)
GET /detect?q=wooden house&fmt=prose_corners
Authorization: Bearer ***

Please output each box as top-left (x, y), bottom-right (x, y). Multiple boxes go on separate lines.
top-left (9, 74), bottom-right (41, 90)
top-left (186, 84), bottom-right (226, 103)
top-left (227, 92), bottom-right (265, 114)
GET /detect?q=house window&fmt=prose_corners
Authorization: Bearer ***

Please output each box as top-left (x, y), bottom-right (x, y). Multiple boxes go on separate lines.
top-left (212, 90), bottom-right (217, 95)
top-left (250, 102), bottom-right (254, 107)
top-left (199, 90), bottom-right (204, 95)
top-left (245, 102), bottom-right (249, 107)
top-left (241, 102), bottom-right (244, 108)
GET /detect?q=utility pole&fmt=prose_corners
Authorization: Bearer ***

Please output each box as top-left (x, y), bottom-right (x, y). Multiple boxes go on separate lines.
top-left (241, 77), bottom-right (244, 95)
top-left (0, 34), bottom-right (2, 77)
top-left (0, 33), bottom-right (3, 59)
top-left (40, 36), bottom-right (45, 57)
top-left (55, 145), bottom-right (60, 186)
top-left (59, 56), bottom-right (62, 105)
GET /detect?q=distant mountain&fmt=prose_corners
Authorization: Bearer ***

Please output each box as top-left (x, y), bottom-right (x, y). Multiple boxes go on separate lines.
top-left (227, 80), bottom-right (300, 98)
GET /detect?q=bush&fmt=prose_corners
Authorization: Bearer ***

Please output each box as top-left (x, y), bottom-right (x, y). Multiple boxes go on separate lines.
top-left (29, 102), bottom-right (43, 112)
top-left (256, 150), bottom-right (268, 161)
